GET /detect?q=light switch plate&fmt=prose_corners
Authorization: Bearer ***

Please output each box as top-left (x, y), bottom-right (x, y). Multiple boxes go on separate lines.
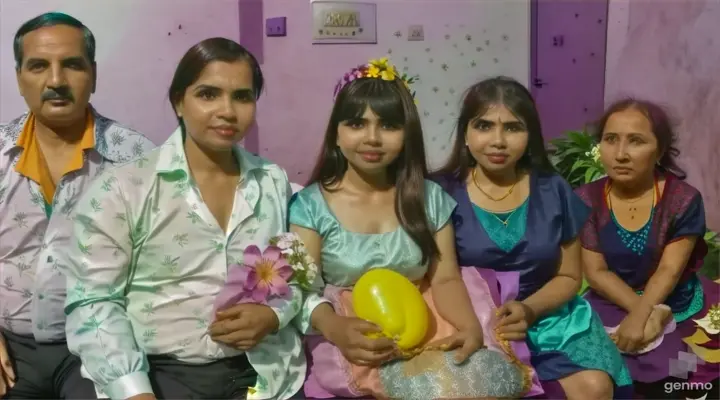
top-left (408, 25), bottom-right (424, 41)
top-left (266, 17), bottom-right (286, 37)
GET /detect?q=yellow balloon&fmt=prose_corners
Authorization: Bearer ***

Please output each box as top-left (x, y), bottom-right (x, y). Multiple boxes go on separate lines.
top-left (352, 268), bottom-right (429, 350)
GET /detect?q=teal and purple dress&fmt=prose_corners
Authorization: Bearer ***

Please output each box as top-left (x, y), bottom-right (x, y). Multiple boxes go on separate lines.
top-left (435, 171), bottom-right (633, 398)
top-left (576, 171), bottom-right (719, 386)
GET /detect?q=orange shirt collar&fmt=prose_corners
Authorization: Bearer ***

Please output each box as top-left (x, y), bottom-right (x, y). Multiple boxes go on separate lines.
top-left (14, 111), bottom-right (95, 205)
top-left (65, 111), bottom-right (96, 171)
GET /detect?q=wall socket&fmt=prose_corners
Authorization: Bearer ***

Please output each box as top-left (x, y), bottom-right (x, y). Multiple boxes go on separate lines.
top-left (408, 25), bottom-right (424, 41)
top-left (266, 17), bottom-right (287, 37)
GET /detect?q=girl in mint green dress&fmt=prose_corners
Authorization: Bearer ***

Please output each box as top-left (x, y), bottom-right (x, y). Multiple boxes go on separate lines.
top-left (288, 58), bottom-right (533, 399)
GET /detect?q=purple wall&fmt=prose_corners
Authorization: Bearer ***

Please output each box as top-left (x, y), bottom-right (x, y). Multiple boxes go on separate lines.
top-left (531, 0), bottom-right (609, 139)
top-left (0, 0), bottom-right (532, 180)
top-left (257, 0), bottom-right (531, 180)
top-left (238, 0), bottom-right (264, 154)
top-left (605, 0), bottom-right (720, 230)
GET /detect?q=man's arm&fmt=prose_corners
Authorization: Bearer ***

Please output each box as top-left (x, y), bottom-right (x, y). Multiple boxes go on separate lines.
top-left (61, 172), bottom-right (153, 399)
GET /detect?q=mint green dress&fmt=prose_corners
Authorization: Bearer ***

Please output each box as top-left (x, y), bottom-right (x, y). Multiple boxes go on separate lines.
top-left (288, 180), bottom-right (453, 288)
top-left (289, 180), bottom-right (529, 399)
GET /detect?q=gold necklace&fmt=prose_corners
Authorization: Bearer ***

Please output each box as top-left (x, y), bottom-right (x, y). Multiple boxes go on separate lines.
top-left (617, 191), bottom-right (652, 204)
top-left (472, 168), bottom-right (516, 202)
top-left (493, 208), bottom-right (518, 227)
top-left (608, 187), bottom-right (655, 219)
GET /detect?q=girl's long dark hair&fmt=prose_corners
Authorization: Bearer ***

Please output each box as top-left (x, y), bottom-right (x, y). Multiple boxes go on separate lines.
top-left (595, 98), bottom-right (686, 179)
top-left (307, 77), bottom-right (439, 265)
top-left (435, 76), bottom-right (555, 180)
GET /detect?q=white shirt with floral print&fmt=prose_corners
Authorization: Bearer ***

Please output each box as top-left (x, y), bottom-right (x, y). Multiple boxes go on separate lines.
top-left (0, 109), bottom-right (154, 342)
top-left (60, 127), bottom-right (304, 400)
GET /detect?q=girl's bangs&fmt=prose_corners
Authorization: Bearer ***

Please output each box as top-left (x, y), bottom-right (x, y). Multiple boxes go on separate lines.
top-left (336, 79), bottom-right (406, 125)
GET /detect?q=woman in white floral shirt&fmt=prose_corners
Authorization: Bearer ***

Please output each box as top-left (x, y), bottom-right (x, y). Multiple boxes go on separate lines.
top-left (61, 38), bottom-right (304, 400)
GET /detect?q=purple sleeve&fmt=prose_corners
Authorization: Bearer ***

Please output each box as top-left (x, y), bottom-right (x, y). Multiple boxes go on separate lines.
top-left (670, 193), bottom-right (706, 240)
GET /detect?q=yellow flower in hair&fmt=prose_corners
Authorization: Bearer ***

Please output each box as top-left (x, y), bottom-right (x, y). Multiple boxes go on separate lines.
top-left (370, 57), bottom-right (389, 68)
top-left (380, 66), bottom-right (396, 81)
top-left (367, 64), bottom-right (380, 78)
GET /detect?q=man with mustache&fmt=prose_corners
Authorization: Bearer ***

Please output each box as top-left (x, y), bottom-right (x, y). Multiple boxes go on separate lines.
top-left (0, 12), bottom-right (155, 398)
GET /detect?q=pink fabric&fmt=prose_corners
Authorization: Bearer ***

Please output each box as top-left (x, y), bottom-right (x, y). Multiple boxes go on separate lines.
top-left (303, 267), bottom-right (543, 398)
top-left (303, 284), bottom-right (364, 398)
top-left (474, 268), bottom-right (544, 398)
top-left (304, 334), bottom-right (356, 398)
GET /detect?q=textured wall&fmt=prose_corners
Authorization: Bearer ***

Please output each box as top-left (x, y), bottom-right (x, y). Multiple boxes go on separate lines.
top-left (1, 0), bottom-right (530, 181)
top-left (258, 0), bottom-right (530, 180)
top-left (605, 0), bottom-right (719, 230)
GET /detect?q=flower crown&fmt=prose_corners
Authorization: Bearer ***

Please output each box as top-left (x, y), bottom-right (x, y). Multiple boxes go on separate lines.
top-left (333, 57), bottom-right (419, 100)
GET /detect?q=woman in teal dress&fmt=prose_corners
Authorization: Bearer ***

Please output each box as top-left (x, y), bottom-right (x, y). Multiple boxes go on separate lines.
top-left (289, 59), bottom-right (533, 399)
top-left (433, 77), bottom-right (633, 399)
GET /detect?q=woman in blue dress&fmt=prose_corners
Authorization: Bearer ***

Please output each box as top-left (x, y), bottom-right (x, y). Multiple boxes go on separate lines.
top-left (577, 99), bottom-right (719, 398)
top-left (434, 76), bottom-right (633, 399)
top-left (289, 59), bottom-right (532, 399)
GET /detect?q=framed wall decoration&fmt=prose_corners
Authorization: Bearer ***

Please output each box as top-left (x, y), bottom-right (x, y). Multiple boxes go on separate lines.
top-left (311, 1), bottom-right (377, 44)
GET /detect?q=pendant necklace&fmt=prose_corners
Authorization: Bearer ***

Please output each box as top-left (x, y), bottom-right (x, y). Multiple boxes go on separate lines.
top-left (472, 168), bottom-right (516, 202)
top-left (607, 175), bottom-right (659, 219)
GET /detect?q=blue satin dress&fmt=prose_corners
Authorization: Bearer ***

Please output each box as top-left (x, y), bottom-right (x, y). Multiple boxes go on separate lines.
top-left (436, 171), bottom-right (633, 397)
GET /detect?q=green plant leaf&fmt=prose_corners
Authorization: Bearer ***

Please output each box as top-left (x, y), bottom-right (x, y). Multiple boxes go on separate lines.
top-left (592, 161), bottom-right (606, 173)
top-left (585, 167), bottom-right (597, 183)
top-left (567, 131), bottom-right (593, 147)
top-left (560, 147), bottom-right (587, 156)
top-left (570, 160), bottom-right (589, 173)
top-left (570, 176), bottom-right (584, 188)
top-left (548, 142), bottom-right (567, 150)
top-left (705, 231), bottom-right (720, 257)
top-left (700, 230), bottom-right (719, 280)
top-left (564, 130), bottom-right (585, 137)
